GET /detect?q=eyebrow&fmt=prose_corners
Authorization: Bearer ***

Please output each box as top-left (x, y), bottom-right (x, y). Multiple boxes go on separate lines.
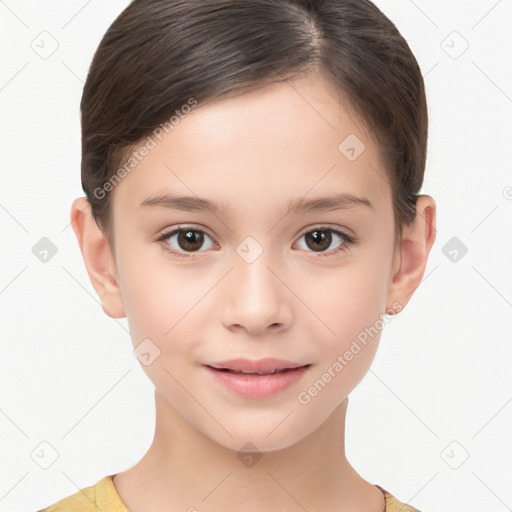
top-left (139, 193), bottom-right (374, 216)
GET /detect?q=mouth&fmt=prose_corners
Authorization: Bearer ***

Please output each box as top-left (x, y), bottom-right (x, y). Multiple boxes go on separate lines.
top-left (206, 366), bottom-right (309, 375)
top-left (206, 357), bottom-right (310, 374)
top-left (203, 358), bottom-right (311, 399)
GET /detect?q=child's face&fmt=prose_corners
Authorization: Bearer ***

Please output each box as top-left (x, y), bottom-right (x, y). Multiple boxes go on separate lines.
top-left (108, 74), bottom-right (402, 451)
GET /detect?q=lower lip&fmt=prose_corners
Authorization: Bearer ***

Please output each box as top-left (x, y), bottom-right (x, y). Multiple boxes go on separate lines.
top-left (204, 365), bottom-right (310, 399)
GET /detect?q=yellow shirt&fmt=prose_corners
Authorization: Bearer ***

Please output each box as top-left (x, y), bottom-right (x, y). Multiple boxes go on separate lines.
top-left (37, 475), bottom-right (420, 511)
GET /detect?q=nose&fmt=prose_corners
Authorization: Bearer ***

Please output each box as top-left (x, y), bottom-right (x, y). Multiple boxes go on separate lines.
top-left (221, 249), bottom-right (292, 335)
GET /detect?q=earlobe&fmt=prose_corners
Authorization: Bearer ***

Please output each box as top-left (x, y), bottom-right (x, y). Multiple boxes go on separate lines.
top-left (70, 197), bottom-right (126, 319)
top-left (386, 195), bottom-right (437, 312)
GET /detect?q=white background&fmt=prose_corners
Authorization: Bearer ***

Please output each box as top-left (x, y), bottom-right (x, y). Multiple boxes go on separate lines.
top-left (1, 1), bottom-right (511, 511)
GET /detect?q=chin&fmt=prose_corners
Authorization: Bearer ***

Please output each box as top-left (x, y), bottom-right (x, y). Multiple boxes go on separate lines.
top-left (200, 416), bottom-right (314, 454)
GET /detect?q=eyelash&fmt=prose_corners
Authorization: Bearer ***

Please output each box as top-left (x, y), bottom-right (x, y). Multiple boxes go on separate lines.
top-left (155, 225), bottom-right (357, 259)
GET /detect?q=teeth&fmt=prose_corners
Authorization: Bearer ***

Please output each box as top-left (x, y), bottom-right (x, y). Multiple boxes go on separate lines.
top-left (227, 368), bottom-right (288, 374)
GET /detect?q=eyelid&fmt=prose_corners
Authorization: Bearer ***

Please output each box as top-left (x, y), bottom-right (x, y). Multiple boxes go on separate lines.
top-left (297, 223), bottom-right (355, 239)
top-left (155, 224), bottom-right (217, 242)
top-left (294, 224), bottom-right (357, 255)
top-left (156, 223), bottom-right (354, 242)
top-left (155, 223), bottom-right (357, 257)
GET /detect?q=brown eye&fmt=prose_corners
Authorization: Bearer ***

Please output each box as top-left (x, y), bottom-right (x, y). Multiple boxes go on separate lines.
top-left (157, 227), bottom-right (216, 257)
top-left (295, 227), bottom-right (354, 256)
top-left (304, 229), bottom-right (333, 252)
top-left (176, 230), bottom-right (205, 252)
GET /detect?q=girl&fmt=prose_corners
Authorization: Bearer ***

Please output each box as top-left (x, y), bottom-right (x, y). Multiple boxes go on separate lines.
top-left (40, 0), bottom-right (436, 510)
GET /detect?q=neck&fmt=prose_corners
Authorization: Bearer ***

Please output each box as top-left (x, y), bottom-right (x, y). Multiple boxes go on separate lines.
top-left (112, 391), bottom-right (384, 512)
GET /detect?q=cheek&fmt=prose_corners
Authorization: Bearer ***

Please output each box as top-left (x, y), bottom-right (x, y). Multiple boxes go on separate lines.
top-left (309, 258), bottom-right (390, 341)
top-left (121, 277), bottom-right (193, 351)
top-left (296, 295), bottom-right (383, 412)
top-left (116, 249), bottom-right (212, 364)
top-left (115, 242), bottom-right (174, 342)
top-left (300, 255), bottom-right (391, 394)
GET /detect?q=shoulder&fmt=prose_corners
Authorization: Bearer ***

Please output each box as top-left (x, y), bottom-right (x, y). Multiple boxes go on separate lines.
top-left (377, 485), bottom-right (422, 512)
top-left (37, 475), bottom-right (128, 512)
top-left (37, 480), bottom-right (97, 512)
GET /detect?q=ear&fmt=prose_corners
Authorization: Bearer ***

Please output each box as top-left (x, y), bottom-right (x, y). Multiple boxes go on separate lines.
top-left (70, 197), bottom-right (126, 318)
top-left (386, 195), bottom-right (437, 313)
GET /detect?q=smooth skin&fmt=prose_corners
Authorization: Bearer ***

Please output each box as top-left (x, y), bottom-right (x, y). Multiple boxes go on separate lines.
top-left (71, 72), bottom-right (436, 512)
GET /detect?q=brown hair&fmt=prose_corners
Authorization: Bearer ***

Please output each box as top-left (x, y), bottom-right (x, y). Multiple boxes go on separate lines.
top-left (80, 0), bottom-right (427, 248)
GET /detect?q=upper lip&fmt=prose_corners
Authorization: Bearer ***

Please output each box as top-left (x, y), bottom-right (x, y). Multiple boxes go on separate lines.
top-left (206, 358), bottom-right (309, 374)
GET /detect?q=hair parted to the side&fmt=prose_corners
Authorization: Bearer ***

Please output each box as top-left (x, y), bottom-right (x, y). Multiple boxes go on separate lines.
top-left (80, 0), bottom-right (428, 249)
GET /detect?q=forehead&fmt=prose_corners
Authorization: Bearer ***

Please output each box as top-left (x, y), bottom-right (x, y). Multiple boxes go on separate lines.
top-left (113, 74), bottom-right (390, 218)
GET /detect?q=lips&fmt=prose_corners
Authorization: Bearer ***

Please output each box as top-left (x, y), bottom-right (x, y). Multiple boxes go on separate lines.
top-left (204, 359), bottom-right (311, 399)
top-left (206, 357), bottom-right (308, 375)
top-left (214, 368), bottom-right (291, 375)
